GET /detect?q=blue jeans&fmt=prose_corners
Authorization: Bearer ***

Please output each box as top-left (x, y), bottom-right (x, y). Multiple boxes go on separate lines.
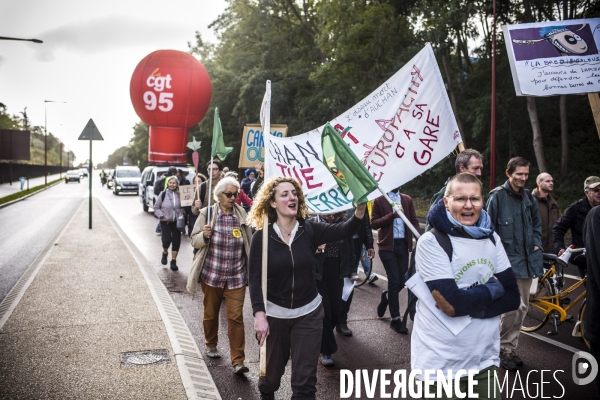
top-left (156, 221), bottom-right (161, 233)
top-left (379, 238), bottom-right (409, 319)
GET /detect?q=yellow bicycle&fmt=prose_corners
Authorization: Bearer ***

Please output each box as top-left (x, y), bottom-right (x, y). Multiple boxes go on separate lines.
top-left (521, 248), bottom-right (589, 349)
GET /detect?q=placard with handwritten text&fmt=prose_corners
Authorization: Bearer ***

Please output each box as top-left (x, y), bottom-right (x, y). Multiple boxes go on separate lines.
top-left (503, 18), bottom-right (600, 96)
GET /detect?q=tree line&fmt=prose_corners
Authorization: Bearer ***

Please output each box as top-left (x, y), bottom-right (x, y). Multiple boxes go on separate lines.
top-left (121, 0), bottom-right (599, 209)
top-left (0, 103), bottom-right (76, 168)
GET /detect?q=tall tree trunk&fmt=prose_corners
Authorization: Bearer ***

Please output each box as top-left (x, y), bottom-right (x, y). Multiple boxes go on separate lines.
top-left (526, 96), bottom-right (547, 173)
top-left (442, 53), bottom-right (466, 142)
top-left (560, 95), bottom-right (568, 175)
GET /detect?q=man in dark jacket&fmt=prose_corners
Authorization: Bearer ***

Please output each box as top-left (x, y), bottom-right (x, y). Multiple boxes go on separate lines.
top-left (485, 157), bottom-right (543, 371)
top-left (335, 208), bottom-right (375, 336)
top-left (553, 176), bottom-right (600, 278)
top-left (583, 205), bottom-right (600, 393)
top-left (371, 188), bottom-right (421, 333)
top-left (425, 149), bottom-right (483, 231)
top-left (532, 172), bottom-right (559, 253)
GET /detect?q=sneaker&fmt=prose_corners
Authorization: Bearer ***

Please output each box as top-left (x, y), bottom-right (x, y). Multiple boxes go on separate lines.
top-left (155, 230), bottom-right (161, 236)
top-left (336, 323), bottom-right (353, 336)
top-left (170, 259), bottom-right (178, 271)
top-left (161, 252), bottom-right (168, 265)
top-left (260, 392), bottom-right (275, 400)
top-left (500, 352), bottom-right (519, 371)
top-left (377, 290), bottom-right (389, 317)
top-left (321, 353), bottom-right (334, 367)
top-left (206, 346), bottom-right (221, 359)
top-left (390, 319), bottom-right (408, 334)
top-left (368, 274), bottom-right (379, 284)
top-left (233, 364), bottom-right (249, 374)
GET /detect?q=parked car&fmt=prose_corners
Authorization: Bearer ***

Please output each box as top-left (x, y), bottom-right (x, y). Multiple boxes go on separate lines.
top-left (112, 166), bottom-right (142, 195)
top-left (139, 165), bottom-right (195, 212)
top-left (106, 169), bottom-right (115, 189)
top-left (65, 170), bottom-right (81, 183)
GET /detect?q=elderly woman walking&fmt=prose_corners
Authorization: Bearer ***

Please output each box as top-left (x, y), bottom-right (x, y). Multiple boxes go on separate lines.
top-left (187, 177), bottom-right (252, 375)
top-left (154, 175), bottom-right (184, 271)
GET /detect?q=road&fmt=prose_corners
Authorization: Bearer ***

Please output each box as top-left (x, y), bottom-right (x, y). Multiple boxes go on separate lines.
top-left (2, 176), bottom-right (598, 399)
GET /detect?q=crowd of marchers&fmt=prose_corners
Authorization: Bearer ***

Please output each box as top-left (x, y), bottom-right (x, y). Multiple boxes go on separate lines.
top-left (150, 151), bottom-right (600, 399)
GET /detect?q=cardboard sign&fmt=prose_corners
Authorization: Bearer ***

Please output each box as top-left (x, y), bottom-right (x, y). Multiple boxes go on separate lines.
top-left (179, 184), bottom-right (195, 207)
top-left (238, 124), bottom-right (288, 169)
top-left (503, 18), bottom-right (600, 96)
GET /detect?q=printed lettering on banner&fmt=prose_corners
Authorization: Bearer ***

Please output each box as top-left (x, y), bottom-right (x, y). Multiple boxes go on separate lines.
top-left (264, 44), bottom-right (463, 214)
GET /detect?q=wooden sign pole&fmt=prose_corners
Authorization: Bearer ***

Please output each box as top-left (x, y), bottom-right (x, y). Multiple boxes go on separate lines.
top-left (589, 93), bottom-right (600, 140)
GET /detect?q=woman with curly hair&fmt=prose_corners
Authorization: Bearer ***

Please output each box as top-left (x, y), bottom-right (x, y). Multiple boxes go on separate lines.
top-left (247, 176), bottom-right (366, 400)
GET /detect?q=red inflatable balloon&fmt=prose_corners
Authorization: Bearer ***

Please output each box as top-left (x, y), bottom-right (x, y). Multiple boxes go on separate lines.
top-left (130, 50), bottom-right (212, 164)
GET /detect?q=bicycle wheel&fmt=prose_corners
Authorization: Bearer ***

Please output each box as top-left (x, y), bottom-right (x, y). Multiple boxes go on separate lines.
top-left (522, 278), bottom-right (557, 332)
top-left (579, 301), bottom-right (591, 350)
top-left (354, 246), bottom-right (372, 288)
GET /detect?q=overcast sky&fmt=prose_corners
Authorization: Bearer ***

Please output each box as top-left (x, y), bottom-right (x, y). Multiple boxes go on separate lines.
top-left (0, 0), bottom-right (226, 165)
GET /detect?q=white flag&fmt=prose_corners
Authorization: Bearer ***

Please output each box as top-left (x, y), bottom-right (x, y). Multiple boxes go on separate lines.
top-left (260, 80), bottom-right (272, 176)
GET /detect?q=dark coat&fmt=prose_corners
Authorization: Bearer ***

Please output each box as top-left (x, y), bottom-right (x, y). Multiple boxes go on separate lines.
top-left (249, 215), bottom-right (362, 315)
top-left (553, 197), bottom-right (592, 269)
top-left (583, 206), bottom-right (600, 343)
top-left (371, 193), bottom-right (421, 252)
top-left (532, 189), bottom-right (559, 253)
top-left (312, 215), bottom-right (357, 281)
top-left (485, 181), bottom-right (543, 279)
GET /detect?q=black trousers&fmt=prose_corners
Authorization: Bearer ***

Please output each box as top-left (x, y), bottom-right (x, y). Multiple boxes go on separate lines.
top-left (378, 238), bottom-right (409, 319)
top-left (316, 257), bottom-right (343, 355)
top-left (339, 238), bottom-right (362, 324)
top-left (259, 305), bottom-right (324, 399)
top-left (160, 221), bottom-right (181, 252)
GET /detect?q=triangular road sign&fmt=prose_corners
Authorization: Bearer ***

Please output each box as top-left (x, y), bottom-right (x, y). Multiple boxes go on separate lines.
top-left (78, 119), bottom-right (104, 140)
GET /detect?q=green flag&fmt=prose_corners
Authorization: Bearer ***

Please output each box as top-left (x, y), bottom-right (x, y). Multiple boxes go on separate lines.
top-left (211, 107), bottom-right (233, 161)
top-left (321, 122), bottom-right (378, 204)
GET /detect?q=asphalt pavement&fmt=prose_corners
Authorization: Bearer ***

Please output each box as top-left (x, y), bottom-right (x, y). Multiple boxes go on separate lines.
top-left (0, 176), bottom-right (598, 399)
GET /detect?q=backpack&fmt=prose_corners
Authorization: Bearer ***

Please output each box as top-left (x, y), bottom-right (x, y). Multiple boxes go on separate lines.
top-left (402, 228), bottom-right (497, 328)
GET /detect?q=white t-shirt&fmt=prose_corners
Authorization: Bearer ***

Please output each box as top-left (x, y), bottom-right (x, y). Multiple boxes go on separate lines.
top-left (411, 231), bottom-right (511, 380)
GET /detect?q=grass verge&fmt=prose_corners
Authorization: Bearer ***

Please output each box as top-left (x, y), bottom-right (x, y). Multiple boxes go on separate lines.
top-left (0, 178), bottom-right (62, 206)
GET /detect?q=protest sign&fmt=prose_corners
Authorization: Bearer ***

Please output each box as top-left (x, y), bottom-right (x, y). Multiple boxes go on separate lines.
top-left (238, 124), bottom-right (288, 169)
top-left (179, 184), bottom-right (195, 207)
top-left (264, 44), bottom-right (462, 214)
top-left (502, 18), bottom-right (600, 96)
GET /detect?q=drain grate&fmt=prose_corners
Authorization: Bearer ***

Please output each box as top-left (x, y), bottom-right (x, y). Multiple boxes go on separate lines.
top-left (120, 349), bottom-right (171, 367)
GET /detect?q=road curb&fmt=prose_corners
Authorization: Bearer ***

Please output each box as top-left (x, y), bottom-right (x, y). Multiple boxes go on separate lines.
top-left (96, 200), bottom-right (222, 400)
top-left (0, 198), bottom-right (83, 330)
top-left (0, 179), bottom-right (63, 209)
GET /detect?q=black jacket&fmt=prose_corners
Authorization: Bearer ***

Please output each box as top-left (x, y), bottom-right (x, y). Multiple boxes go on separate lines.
top-left (313, 214), bottom-right (358, 281)
top-left (553, 197), bottom-right (592, 267)
top-left (583, 206), bottom-right (600, 343)
top-left (346, 208), bottom-right (374, 250)
top-left (249, 215), bottom-right (362, 315)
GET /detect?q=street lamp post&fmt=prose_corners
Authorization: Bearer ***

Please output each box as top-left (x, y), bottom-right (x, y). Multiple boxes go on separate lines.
top-left (0, 36), bottom-right (43, 43)
top-left (44, 100), bottom-right (66, 184)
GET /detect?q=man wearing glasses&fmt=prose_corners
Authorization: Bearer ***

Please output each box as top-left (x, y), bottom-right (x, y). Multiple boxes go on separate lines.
top-left (485, 157), bottom-right (543, 372)
top-left (553, 176), bottom-right (600, 279)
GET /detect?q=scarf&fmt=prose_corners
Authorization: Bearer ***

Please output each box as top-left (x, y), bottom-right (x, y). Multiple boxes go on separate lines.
top-left (445, 208), bottom-right (493, 239)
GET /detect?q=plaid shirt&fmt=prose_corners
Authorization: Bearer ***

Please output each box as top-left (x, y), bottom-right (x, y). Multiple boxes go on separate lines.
top-left (200, 207), bottom-right (246, 289)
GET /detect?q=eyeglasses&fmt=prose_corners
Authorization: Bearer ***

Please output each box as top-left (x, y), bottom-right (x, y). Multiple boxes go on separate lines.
top-left (448, 195), bottom-right (483, 206)
top-left (223, 191), bottom-right (239, 198)
top-left (587, 188), bottom-right (600, 193)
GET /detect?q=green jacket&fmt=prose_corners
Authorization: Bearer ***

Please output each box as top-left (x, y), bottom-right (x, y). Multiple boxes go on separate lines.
top-left (485, 181), bottom-right (543, 279)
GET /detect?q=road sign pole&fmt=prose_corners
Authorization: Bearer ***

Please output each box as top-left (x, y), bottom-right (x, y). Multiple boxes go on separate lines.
top-left (89, 136), bottom-right (92, 229)
top-left (78, 118), bottom-right (104, 230)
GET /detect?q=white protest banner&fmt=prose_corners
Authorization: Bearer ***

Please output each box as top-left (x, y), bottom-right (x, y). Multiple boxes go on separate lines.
top-left (265, 44), bottom-right (462, 214)
top-left (179, 184), bottom-right (195, 207)
top-left (502, 18), bottom-right (600, 96)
